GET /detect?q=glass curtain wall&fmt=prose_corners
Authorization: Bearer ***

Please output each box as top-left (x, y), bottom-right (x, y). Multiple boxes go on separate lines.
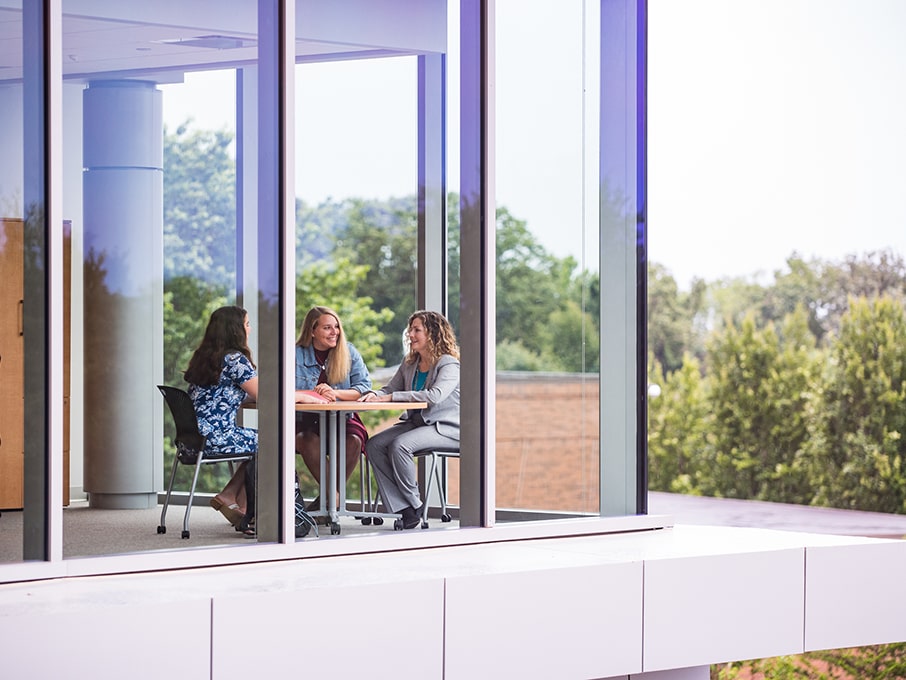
top-left (0, 0), bottom-right (647, 570)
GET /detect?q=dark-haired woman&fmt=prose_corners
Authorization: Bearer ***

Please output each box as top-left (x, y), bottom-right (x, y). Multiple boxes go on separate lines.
top-left (359, 310), bottom-right (460, 529)
top-left (184, 305), bottom-right (259, 535)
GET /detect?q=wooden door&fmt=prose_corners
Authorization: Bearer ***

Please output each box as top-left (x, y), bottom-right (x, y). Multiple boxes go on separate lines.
top-left (0, 219), bottom-right (24, 509)
top-left (0, 218), bottom-right (71, 509)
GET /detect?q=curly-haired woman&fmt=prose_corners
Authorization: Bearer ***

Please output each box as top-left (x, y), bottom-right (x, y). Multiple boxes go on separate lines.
top-left (359, 310), bottom-right (460, 529)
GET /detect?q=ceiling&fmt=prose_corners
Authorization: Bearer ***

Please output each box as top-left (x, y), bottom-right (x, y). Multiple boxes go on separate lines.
top-left (0, 3), bottom-right (437, 84)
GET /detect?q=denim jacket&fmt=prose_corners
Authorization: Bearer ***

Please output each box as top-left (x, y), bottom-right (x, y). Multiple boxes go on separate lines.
top-left (294, 342), bottom-right (372, 394)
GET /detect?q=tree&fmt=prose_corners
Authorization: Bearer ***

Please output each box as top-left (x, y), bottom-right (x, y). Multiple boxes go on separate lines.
top-left (295, 257), bottom-right (392, 370)
top-left (804, 296), bottom-right (906, 513)
top-left (163, 122), bottom-right (237, 290)
top-left (495, 206), bottom-right (579, 364)
top-left (162, 276), bottom-right (228, 388)
top-left (647, 353), bottom-right (710, 494)
top-left (699, 309), bottom-right (818, 501)
top-left (648, 263), bottom-right (706, 374)
top-left (328, 196), bottom-right (418, 364)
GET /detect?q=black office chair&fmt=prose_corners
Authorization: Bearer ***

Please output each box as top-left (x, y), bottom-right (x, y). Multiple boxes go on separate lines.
top-left (156, 385), bottom-right (255, 539)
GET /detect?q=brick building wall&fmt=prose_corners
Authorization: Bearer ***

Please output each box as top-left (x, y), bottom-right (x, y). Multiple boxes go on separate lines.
top-left (446, 372), bottom-right (601, 513)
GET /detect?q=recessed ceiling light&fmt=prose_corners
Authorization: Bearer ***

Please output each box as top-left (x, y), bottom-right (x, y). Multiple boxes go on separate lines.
top-left (156, 35), bottom-right (256, 50)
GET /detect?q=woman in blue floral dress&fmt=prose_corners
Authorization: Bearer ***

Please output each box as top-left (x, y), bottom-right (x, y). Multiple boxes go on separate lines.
top-left (184, 306), bottom-right (259, 534)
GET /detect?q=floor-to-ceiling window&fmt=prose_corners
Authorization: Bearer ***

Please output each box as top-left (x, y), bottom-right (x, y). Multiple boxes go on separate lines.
top-left (62, 1), bottom-right (268, 556)
top-left (0, 0), bottom-right (647, 575)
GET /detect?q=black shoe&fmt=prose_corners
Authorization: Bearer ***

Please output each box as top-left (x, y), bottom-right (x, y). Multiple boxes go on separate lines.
top-left (400, 504), bottom-right (422, 530)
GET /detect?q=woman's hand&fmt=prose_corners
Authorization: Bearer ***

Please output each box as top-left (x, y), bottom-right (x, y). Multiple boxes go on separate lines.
top-left (295, 390), bottom-right (328, 404)
top-left (314, 383), bottom-right (337, 402)
top-left (358, 391), bottom-right (390, 403)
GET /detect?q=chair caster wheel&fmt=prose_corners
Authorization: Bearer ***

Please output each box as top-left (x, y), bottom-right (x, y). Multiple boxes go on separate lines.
top-left (374, 517), bottom-right (384, 525)
top-left (393, 519), bottom-right (403, 531)
top-left (157, 525), bottom-right (166, 534)
top-left (361, 517), bottom-right (372, 526)
top-left (181, 530), bottom-right (190, 539)
top-left (441, 514), bottom-right (452, 523)
top-left (330, 523), bottom-right (341, 535)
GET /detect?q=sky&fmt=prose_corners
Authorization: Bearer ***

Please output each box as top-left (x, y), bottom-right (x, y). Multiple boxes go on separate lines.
top-left (161, 0), bottom-right (906, 290)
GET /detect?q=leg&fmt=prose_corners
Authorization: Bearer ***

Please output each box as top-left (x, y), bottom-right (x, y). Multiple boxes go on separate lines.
top-left (365, 422), bottom-right (417, 513)
top-left (217, 460), bottom-right (247, 503)
top-left (297, 431), bottom-right (322, 484)
top-left (238, 458), bottom-right (256, 536)
top-left (211, 461), bottom-right (248, 526)
top-left (386, 426), bottom-right (459, 514)
top-left (343, 433), bottom-right (363, 482)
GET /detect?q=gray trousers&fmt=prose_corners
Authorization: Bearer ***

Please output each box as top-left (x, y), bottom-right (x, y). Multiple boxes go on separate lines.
top-left (365, 420), bottom-right (458, 513)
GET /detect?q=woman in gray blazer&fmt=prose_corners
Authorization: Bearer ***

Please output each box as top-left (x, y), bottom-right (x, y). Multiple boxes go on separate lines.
top-left (359, 310), bottom-right (460, 529)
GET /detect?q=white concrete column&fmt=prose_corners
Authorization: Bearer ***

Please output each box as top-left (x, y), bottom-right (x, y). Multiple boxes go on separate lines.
top-left (82, 79), bottom-right (163, 509)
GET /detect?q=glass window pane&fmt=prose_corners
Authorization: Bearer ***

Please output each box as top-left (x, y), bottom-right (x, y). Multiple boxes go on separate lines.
top-left (62, 1), bottom-right (261, 555)
top-left (0, 1), bottom-right (27, 563)
top-left (494, 1), bottom-right (603, 519)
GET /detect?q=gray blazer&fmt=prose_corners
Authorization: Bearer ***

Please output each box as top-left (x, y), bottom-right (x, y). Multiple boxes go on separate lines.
top-left (374, 354), bottom-right (460, 440)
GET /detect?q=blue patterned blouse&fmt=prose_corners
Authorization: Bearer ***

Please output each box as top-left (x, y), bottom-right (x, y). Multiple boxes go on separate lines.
top-left (188, 352), bottom-right (258, 454)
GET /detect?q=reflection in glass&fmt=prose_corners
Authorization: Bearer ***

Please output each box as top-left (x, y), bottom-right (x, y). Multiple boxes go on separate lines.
top-left (494, 1), bottom-right (601, 518)
top-left (61, 1), bottom-right (255, 556)
top-left (0, 2), bottom-right (27, 563)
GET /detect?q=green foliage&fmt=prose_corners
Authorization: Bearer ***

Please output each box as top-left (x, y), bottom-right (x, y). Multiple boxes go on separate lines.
top-left (804, 296), bottom-right (906, 513)
top-left (495, 206), bottom-right (585, 367)
top-left (496, 340), bottom-right (547, 371)
top-left (163, 122), bottom-right (237, 290)
top-left (295, 256), bottom-right (392, 370)
top-left (321, 196), bottom-right (419, 364)
top-left (648, 263), bottom-right (707, 373)
top-left (647, 353), bottom-right (710, 494)
top-left (649, 250), bottom-right (906, 514)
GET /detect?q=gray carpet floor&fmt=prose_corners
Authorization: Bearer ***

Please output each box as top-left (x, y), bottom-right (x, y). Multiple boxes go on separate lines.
top-left (0, 498), bottom-right (411, 562)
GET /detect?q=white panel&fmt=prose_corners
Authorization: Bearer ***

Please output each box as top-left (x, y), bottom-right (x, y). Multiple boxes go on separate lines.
top-left (212, 578), bottom-right (445, 679)
top-left (1, 599), bottom-right (211, 679)
top-left (644, 549), bottom-right (804, 671)
top-left (445, 563), bottom-right (643, 680)
top-left (806, 541), bottom-right (906, 650)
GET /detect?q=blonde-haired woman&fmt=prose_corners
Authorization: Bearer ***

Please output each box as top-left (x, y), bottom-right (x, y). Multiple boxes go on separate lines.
top-left (359, 310), bottom-right (460, 529)
top-left (295, 306), bottom-right (372, 508)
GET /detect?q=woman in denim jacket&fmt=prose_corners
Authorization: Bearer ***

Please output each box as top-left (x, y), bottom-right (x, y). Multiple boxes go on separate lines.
top-left (295, 306), bottom-right (372, 509)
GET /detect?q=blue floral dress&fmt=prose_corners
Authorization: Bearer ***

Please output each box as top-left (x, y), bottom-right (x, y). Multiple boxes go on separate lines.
top-left (188, 352), bottom-right (258, 454)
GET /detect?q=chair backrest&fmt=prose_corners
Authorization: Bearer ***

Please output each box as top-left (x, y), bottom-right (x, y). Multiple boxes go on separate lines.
top-left (157, 385), bottom-right (206, 464)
